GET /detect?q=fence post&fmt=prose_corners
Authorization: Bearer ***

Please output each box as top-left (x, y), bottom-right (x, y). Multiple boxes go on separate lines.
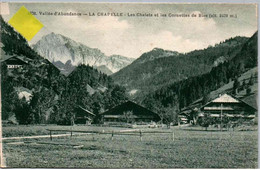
top-left (140, 130), bottom-right (142, 141)
top-left (71, 130), bottom-right (73, 138)
top-left (50, 130), bottom-right (52, 141)
top-left (112, 131), bottom-right (114, 140)
top-left (172, 131), bottom-right (174, 141)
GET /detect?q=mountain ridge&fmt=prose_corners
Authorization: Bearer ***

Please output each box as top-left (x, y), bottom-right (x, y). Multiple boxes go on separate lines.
top-left (112, 36), bottom-right (249, 98)
top-left (133, 48), bottom-right (180, 64)
top-left (33, 32), bottom-right (135, 75)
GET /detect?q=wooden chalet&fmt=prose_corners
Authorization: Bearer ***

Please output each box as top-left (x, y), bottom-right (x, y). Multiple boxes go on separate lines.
top-left (4, 56), bottom-right (28, 69)
top-left (74, 106), bottom-right (95, 124)
top-left (100, 101), bottom-right (160, 124)
top-left (200, 93), bottom-right (257, 120)
top-left (178, 98), bottom-right (202, 124)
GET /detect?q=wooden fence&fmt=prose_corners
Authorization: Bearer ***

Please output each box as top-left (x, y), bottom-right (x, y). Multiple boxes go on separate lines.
top-left (46, 129), bottom-right (175, 141)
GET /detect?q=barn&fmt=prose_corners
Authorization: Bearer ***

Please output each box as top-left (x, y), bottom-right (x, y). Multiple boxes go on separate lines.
top-left (100, 101), bottom-right (160, 124)
top-left (200, 93), bottom-right (257, 120)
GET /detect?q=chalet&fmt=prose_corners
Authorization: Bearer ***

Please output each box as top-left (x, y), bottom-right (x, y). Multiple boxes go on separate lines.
top-left (178, 98), bottom-right (202, 124)
top-left (100, 101), bottom-right (160, 124)
top-left (200, 93), bottom-right (257, 120)
top-left (74, 106), bottom-right (95, 125)
top-left (4, 56), bottom-right (28, 69)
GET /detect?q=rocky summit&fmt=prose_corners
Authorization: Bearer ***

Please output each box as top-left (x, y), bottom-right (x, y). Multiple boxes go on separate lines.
top-left (33, 32), bottom-right (135, 75)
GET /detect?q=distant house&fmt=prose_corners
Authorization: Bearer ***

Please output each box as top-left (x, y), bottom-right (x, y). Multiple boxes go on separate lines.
top-left (200, 93), bottom-right (257, 120)
top-left (178, 98), bottom-right (202, 124)
top-left (178, 114), bottom-right (188, 124)
top-left (74, 106), bottom-right (95, 125)
top-left (4, 56), bottom-right (28, 69)
top-left (100, 101), bottom-right (160, 124)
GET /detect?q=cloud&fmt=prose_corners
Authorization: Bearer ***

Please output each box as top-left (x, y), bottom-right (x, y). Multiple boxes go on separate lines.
top-left (86, 17), bottom-right (130, 32)
top-left (85, 10), bottom-right (222, 57)
top-left (114, 11), bottom-right (221, 57)
top-left (115, 31), bottom-right (206, 58)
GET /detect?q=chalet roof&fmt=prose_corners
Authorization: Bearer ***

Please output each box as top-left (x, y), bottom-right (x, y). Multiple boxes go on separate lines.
top-left (100, 100), bottom-right (160, 118)
top-left (199, 113), bottom-right (255, 118)
top-left (179, 98), bottom-right (202, 115)
top-left (77, 106), bottom-right (95, 116)
top-left (2, 56), bottom-right (28, 65)
top-left (241, 93), bottom-right (258, 110)
top-left (212, 94), bottom-right (240, 103)
top-left (201, 93), bottom-right (257, 111)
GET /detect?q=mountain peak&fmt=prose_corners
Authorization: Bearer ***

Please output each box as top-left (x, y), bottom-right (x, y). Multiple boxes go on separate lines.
top-left (33, 32), bottom-right (135, 74)
top-left (135, 48), bottom-right (180, 64)
top-left (152, 47), bottom-right (163, 51)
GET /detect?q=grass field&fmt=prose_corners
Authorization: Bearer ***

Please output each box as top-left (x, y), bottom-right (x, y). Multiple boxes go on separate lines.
top-left (2, 125), bottom-right (258, 168)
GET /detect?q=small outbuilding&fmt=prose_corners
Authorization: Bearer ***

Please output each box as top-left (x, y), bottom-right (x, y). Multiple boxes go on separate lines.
top-left (74, 106), bottom-right (95, 125)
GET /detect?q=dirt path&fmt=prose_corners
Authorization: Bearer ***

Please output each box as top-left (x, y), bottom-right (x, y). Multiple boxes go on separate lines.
top-left (2, 133), bottom-right (84, 140)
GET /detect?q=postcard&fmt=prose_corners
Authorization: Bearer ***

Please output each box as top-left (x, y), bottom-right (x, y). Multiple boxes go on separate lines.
top-left (0, 2), bottom-right (258, 168)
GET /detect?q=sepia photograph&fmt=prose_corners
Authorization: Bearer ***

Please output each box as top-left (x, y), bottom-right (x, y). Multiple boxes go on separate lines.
top-left (0, 2), bottom-right (258, 168)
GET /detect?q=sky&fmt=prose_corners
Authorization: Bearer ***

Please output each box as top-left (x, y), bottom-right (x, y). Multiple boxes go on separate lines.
top-left (2, 3), bottom-right (258, 58)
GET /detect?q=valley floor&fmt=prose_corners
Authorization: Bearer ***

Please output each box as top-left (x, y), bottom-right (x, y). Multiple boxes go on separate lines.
top-left (2, 125), bottom-right (258, 168)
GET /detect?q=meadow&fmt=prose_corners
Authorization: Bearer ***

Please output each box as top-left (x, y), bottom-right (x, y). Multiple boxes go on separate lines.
top-left (2, 125), bottom-right (258, 168)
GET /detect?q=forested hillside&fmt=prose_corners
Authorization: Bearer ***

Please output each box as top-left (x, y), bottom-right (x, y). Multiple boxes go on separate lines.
top-left (1, 15), bottom-right (64, 124)
top-left (0, 16), bottom-right (127, 125)
top-left (56, 64), bottom-right (127, 124)
top-left (112, 37), bottom-right (249, 97)
top-left (141, 32), bottom-right (257, 116)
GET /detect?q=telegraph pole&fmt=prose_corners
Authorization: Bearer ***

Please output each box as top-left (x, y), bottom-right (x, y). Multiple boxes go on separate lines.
top-left (220, 103), bottom-right (223, 131)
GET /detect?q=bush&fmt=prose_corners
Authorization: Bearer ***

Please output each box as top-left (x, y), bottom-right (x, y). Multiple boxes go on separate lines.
top-left (198, 113), bottom-right (212, 130)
